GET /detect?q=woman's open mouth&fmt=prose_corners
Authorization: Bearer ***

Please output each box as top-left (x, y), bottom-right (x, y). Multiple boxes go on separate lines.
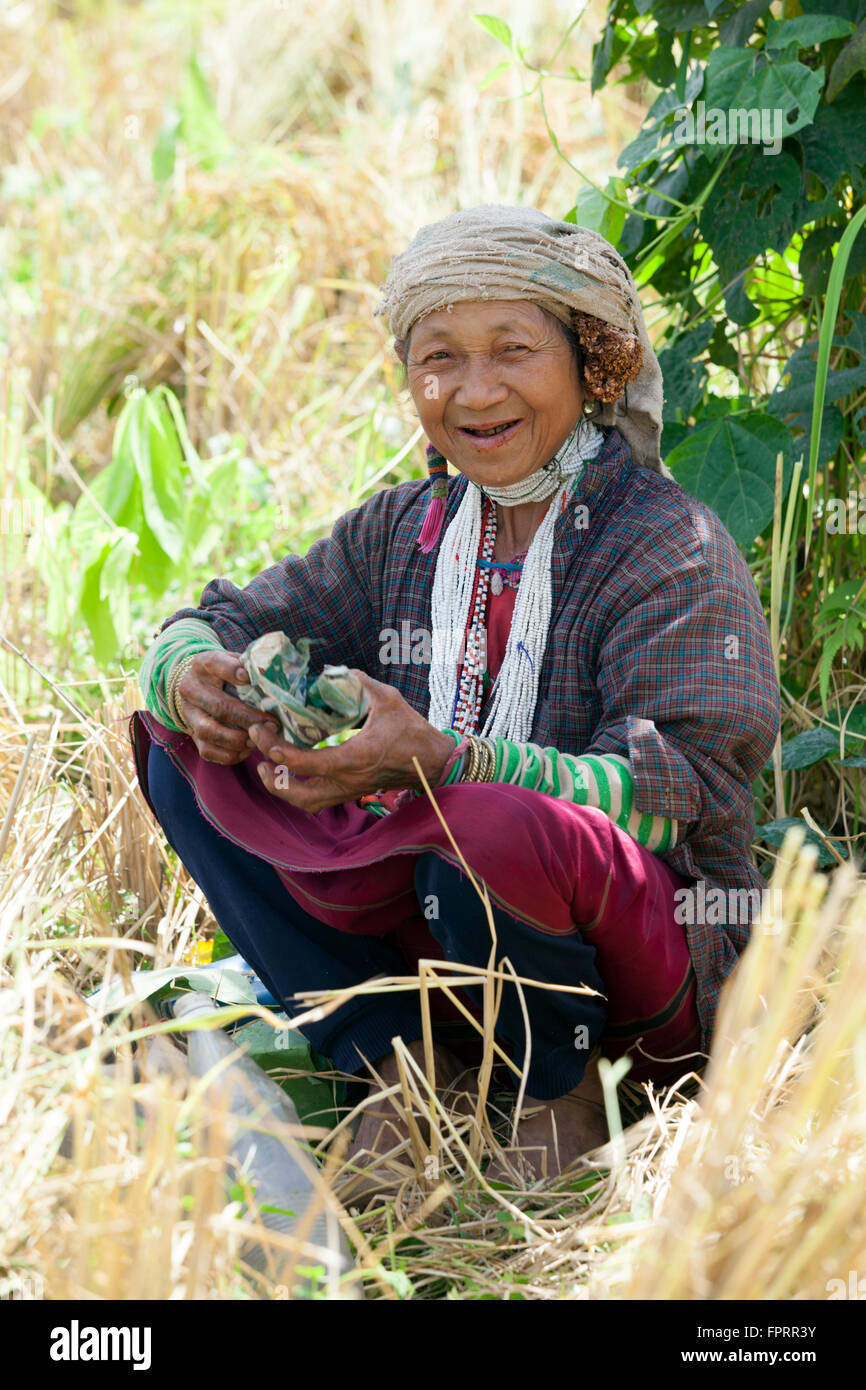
top-left (456, 419), bottom-right (524, 450)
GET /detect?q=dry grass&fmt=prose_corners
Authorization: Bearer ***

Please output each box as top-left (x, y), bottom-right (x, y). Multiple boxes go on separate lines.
top-left (1, 681), bottom-right (864, 1300)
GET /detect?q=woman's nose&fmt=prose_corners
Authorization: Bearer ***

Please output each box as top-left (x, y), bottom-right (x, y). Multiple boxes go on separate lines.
top-left (452, 354), bottom-right (509, 410)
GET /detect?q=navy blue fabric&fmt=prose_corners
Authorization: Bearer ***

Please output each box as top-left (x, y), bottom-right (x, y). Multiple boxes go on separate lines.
top-left (147, 741), bottom-right (608, 1098)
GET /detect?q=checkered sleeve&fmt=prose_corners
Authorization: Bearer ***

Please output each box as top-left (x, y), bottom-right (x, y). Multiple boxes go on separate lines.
top-left (154, 497), bottom-right (381, 674)
top-left (586, 554), bottom-right (780, 847)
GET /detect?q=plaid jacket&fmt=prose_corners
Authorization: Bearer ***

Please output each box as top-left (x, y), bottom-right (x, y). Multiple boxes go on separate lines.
top-left (162, 427), bottom-right (781, 1039)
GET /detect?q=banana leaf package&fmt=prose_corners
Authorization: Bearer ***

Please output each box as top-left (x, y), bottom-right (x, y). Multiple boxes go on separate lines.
top-left (226, 631), bottom-right (369, 748)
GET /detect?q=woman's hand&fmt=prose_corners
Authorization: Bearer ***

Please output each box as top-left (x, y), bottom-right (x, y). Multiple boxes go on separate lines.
top-left (177, 650), bottom-right (279, 765)
top-left (247, 670), bottom-right (456, 812)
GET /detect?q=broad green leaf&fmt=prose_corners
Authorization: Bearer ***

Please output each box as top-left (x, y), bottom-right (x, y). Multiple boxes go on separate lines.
top-left (719, 0), bottom-right (772, 48)
top-left (799, 81), bottom-right (866, 193)
top-left (617, 67), bottom-right (704, 174)
top-left (179, 57), bottom-right (233, 170)
top-left (746, 251), bottom-right (798, 310)
top-left (701, 148), bottom-right (830, 287)
top-left (816, 578), bottom-right (865, 618)
top-left (211, 928), bottom-right (236, 962)
top-left (157, 384), bottom-right (207, 487)
top-left (142, 393), bottom-right (186, 560)
top-left (97, 528), bottom-right (137, 657)
top-left (826, 19), bottom-right (866, 101)
top-left (775, 727), bottom-right (844, 770)
top-left (799, 223), bottom-right (866, 297)
top-left (134, 522), bottom-right (178, 597)
top-left (182, 449), bottom-right (243, 571)
top-left (124, 392), bottom-right (185, 564)
top-left (650, 1), bottom-right (714, 30)
top-left (765, 15), bottom-right (854, 50)
top-left (79, 540), bottom-right (125, 664)
top-left (665, 412), bottom-right (793, 545)
top-left (97, 398), bottom-right (141, 519)
top-left (152, 104), bottom-right (181, 183)
top-left (89, 964), bottom-right (257, 1015)
top-left (571, 177), bottom-right (627, 245)
top-left (814, 578), bottom-right (866, 706)
top-left (769, 311), bottom-right (866, 416)
top-left (472, 14), bottom-right (512, 49)
top-left (703, 47), bottom-right (824, 142)
top-left (591, 19), bottom-right (615, 94)
top-left (754, 818), bottom-right (847, 866)
top-left (656, 321), bottom-right (714, 424)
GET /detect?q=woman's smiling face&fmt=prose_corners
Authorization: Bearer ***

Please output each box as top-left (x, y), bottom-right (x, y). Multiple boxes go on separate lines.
top-left (405, 300), bottom-right (587, 488)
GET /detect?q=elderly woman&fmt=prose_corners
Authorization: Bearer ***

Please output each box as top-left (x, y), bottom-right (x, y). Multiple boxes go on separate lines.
top-left (131, 205), bottom-right (779, 1184)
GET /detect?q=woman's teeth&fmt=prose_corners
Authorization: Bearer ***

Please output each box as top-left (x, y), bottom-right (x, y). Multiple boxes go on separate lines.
top-left (465, 421), bottom-right (515, 436)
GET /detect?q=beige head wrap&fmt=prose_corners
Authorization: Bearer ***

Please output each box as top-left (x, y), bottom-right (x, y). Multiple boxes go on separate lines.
top-left (375, 203), bottom-right (665, 472)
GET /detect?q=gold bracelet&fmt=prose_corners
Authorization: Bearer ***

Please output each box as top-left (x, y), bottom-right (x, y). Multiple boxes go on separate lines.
top-left (166, 654), bottom-right (198, 731)
top-left (460, 734), bottom-right (495, 783)
top-left (479, 737), bottom-right (497, 781)
top-left (460, 736), bottom-right (479, 782)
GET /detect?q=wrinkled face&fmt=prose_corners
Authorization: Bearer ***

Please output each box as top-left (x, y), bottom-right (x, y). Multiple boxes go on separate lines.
top-left (404, 299), bottom-right (586, 489)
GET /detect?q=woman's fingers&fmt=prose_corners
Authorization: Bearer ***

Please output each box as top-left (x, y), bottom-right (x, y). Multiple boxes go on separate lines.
top-left (181, 674), bottom-right (270, 732)
top-left (256, 759), bottom-right (341, 810)
top-left (198, 648), bottom-right (250, 684)
top-left (179, 649), bottom-right (279, 739)
top-left (198, 743), bottom-right (249, 766)
top-left (248, 722), bottom-right (366, 775)
top-left (184, 708), bottom-right (251, 754)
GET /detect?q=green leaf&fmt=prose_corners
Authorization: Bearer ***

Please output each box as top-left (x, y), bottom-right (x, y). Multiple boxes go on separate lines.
top-left (152, 105), bottom-right (181, 183)
top-left (211, 927), bottom-right (236, 962)
top-left (826, 19), bottom-right (866, 101)
top-left (767, 310), bottom-right (866, 438)
top-left (651, 1), bottom-right (715, 31)
top-left (375, 1267), bottom-right (413, 1297)
top-left (478, 59), bottom-right (512, 90)
top-left (618, 66), bottom-right (704, 176)
top-left (570, 177), bottom-right (627, 245)
top-left (79, 543), bottom-right (121, 665)
top-left (719, 0), bottom-right (772, 48)
top-left (799, 223), bottom-right (866, 297)
top-left (775, 727), bottom-right (843, 770)
top-left (800, 81), bottom-right (866, 193)
top-left (814, 578), bottom-right (866, 707)
top-left (656, 321), bottom-right (715, 424)
top-left (179, 57), bottom-right (233, 170)
top-left (701, 148), bottom-right (828, 289)
top-left (472, 14), bottom-right (513, 49)
top-left (133, 393), bottom-right (186, 563)
top-left (183, 452), bottom-right (241, 571)
top-left (765, 15), bottom-right (854, 51)
top-left (591, 19), bottom-right (615, 95)
top-left (702, 47), bottom-right (824, 142)
top-left (754, 818), bottom-right (847, 866)
top-left (88, 964), bottom-right (257, 1014)
top-left (665, 411), bottom-right (793, 545)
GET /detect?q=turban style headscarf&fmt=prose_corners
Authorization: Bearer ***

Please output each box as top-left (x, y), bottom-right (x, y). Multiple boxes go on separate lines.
top-left (375, 203), bottom-right (665, 473)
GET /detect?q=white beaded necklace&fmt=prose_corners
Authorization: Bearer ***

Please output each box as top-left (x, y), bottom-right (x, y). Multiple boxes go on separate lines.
top-left (428, 417), bottom-right (604, 741)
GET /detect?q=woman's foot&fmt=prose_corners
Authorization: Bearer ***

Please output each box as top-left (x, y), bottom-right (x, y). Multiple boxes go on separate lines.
top-left (334, 1039), bottom-right (477, 1205)
top-left (489, 1047), bottom-right (609, 1185)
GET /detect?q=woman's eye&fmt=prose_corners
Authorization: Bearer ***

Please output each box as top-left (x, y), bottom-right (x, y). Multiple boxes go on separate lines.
top-left (502, 344), bottom-right (528, 353)
top-left (424, 351), bottom-right (451, 362)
